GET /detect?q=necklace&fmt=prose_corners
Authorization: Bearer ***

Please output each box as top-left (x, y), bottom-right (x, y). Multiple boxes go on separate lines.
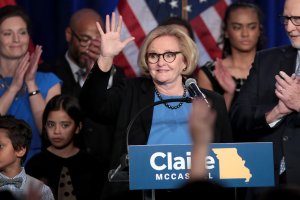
top-left (0, 74), bottom-right (27, 100)
top-left (154, 86), bottom-right (187, 110)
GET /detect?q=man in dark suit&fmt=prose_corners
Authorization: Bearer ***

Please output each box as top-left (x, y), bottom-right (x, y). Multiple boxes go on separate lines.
top-left (39, 8), bottom-right (125, 176)
top-left (230, 0), bottom-right (300, 199)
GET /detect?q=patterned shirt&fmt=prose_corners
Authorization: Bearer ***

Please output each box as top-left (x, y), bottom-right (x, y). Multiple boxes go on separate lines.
top-left (0, 167), bottom-right (54, 200)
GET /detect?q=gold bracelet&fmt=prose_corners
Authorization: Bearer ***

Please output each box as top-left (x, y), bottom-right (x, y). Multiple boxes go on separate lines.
top-left (28, 90), bottom-right (40, 96)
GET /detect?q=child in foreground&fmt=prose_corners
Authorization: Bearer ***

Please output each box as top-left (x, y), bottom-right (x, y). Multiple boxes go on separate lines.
top-left (0, 115), bottom-right (54, 200)
top-left (26, 94), bottom-right (105, 200)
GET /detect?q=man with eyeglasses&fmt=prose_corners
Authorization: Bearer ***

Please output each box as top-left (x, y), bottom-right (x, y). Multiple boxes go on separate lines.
top-left (230, 0), bottom-right (300, 199)
top-left (38, 8), bottom-right (125, 184)
top-left (39, 8), bottom-right (125, 96)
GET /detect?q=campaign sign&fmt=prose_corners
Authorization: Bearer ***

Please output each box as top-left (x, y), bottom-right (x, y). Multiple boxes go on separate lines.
top-left (128, 143), bottom-right (274, 190)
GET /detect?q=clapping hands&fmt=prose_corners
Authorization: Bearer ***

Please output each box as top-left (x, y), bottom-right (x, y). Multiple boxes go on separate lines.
top-left (275, 71), bottom-right (300, 113)
top-left (10, 45), bottom-right (42, 93)
top-left (214, 58), bottom-right (236, 95)
top-left (25, 45), bottom-right (42, 84)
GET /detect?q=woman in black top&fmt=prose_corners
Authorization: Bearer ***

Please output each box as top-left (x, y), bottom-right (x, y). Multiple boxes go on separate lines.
top-left (196, 2), bottom-right (265, 110)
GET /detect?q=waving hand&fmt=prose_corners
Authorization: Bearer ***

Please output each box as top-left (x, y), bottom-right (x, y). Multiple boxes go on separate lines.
top-left (96, 12), bottom-right (135, 71)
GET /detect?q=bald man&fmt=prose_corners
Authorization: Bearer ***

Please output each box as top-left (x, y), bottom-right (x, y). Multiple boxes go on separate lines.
top-left (38, 8), bottom-right (125, 184)
top-left (40, 8), bottom-right (124, 95)
top-left (65, 8), bottom-right (104, 80)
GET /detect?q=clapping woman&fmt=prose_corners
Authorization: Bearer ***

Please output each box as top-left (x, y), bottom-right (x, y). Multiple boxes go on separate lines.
top-left (0, 5), bottom-right (61, 163)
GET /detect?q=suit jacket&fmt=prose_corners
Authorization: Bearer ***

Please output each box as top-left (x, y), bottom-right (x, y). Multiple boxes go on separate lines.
top-left (80, 65), bottom-right (233, 199)
top-left (39, 56), bottom-right (80, 96)
top-left (38, 55), bottom-right (125, 175)
top-left (38, 56), bottom-right (125, 97)
top-left (230, 45), bottom-right (300, 186)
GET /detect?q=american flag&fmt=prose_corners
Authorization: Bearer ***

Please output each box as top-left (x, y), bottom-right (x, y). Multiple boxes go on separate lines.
top-left (114, 0), bottom-right (232, 77)
top-left (0, 0), bottom-right (16, 7)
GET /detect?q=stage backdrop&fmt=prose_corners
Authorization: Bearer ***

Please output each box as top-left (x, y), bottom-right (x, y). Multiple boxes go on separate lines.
top-left (1, 0), bottom-right (289, 77)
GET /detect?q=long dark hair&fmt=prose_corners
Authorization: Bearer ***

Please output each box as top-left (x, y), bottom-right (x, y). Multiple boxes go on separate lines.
top-left (42, 94), bottom-right (84, 148)
top-left (219, 2), bottom-right (265, 58)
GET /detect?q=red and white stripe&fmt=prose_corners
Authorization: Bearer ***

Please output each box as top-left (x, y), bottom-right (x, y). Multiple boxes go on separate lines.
top-left (115, 0), bottom-right (231, 77)
top-left (0, 0), bottom-right (16, 7)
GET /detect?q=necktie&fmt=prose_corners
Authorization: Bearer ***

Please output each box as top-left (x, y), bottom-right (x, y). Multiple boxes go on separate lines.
top-left (296, 58), bottom-right (300, 76)
top-left (0, 177), bottom-right (23, 188)
top-left (76, 68), bottom-right (86, 87)
top-left (279, 156), bottom-right (286, 175)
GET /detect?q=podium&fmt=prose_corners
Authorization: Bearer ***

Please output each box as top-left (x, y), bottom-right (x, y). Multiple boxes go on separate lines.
top-left (128, 142), bottom-right (274, 190)
top-left (107, 142), bottom-right (274, 200)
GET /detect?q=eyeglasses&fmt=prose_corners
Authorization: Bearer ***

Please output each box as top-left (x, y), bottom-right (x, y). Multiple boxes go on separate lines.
top-left (279, 15), bottom-right (300, 26)
top-left (70, 29), bottom-right (92, 47)
top-left (146, 51), bottom-right (182, 64)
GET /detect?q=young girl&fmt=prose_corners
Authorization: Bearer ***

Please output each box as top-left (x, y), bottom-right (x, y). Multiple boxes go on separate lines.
top-left (25, 94), bottom-right (105, 200)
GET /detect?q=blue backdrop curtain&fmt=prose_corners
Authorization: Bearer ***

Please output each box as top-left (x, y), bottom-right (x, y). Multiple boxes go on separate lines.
top-left (249, 0), bottom-right (289, 48)
top-left (16, 0), bottom-right (119, 62)
top-left (15, 0), bottom-right (289, 63)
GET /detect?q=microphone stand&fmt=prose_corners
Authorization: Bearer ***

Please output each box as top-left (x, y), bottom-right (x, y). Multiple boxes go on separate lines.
top-left (108, 97), bottom-right (193, 199)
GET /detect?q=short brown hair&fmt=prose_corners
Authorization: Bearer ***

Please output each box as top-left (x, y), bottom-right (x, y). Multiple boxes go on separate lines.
top-left (0, 115), bottom-right (32, 163)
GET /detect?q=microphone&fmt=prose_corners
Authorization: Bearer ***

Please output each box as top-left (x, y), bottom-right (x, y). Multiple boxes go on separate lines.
top-left (108, 97), bottom-right (192, 182)
top-left (185, 78), bottom-right (210, 107)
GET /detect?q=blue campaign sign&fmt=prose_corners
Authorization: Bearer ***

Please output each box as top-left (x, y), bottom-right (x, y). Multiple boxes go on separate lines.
top-left (128, 143), bottom-right (274, 190)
